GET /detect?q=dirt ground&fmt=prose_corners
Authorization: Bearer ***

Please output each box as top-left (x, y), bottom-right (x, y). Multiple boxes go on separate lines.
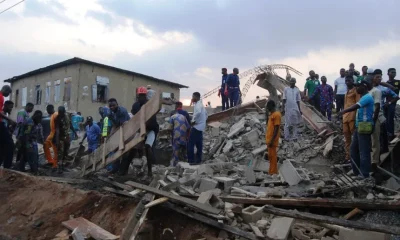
top-left (0, 170), bottom-right (136, 240)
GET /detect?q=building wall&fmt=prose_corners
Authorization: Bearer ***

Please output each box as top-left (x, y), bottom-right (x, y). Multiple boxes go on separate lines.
top-left (9, 63), bottom-right (181, 121)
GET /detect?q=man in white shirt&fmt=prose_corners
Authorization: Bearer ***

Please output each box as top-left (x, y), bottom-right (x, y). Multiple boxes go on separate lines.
top-left (368, 71), bottom-right (382, 167)
top-left (188, 92), bottom-right (208, 165)
top-left (334, 68), bottom-right (347, 113)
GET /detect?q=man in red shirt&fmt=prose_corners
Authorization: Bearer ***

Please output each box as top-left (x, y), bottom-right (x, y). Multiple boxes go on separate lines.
top-left (0, 85), bottom-right (16, 168)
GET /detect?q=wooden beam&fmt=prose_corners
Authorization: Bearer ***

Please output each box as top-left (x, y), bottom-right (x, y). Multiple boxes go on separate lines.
top-left (125, 180), bottom-right (221, 215)
top-left (103, 187), bottom-right (139, 199)
top-left (163, 202), bottom-right (257, 240)
top-left (80, 93), bottom-right (161, 175)
top-left (98, 176), bottom-right (134, 191)
top-left (120, 178), bottom-right (159, 240)
top-left (206, 99), bottom-right (267, 123)
top-left (62, 217), bottom-right (119, 240)
top-left (263, 205), bottom-right (400, 235)
top-left (144, 197), bottom-right (169, 209)
top-left (219, 196), bottom-right (400, 210)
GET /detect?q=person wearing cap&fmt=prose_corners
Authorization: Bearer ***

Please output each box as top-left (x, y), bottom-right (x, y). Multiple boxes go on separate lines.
top-left (225, 68), bottom-right (241, 108)
top-left (356, 66), bottom-right (368, 83)
top-left (146, 85), bottom-right (156, 100)
top-left (386, 68), bottom-right (400, 141)
top-left (373, 69), bottom-right (399, 155)
top-left (343, 75), bottom-right (360, 162)
top-left (80, 116), bottom-right (101, 154)
top-left (304, 70), bottom-right (320, 111)
top-left (282, 78), bottom-right (302, 140)
top-left (218, 68), bottom-right (230, 111)
top-left (308, 76), bottom-right (334, 120)
top-left (334, 68), bottom-right (347, 114)
top-left (338, 80), bottom-right (374, 178)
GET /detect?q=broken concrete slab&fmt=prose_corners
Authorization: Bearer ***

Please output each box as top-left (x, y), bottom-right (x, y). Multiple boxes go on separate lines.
top-left (210, 126), bottom-right (220, 137)
top-left (227, 118), bottom-right (246, 138)
top-left (241, 205), bottom-right (264, 223)
top-left (198, 178), bottom-right (218, 193)
top-left (384, 177), bottom-right (400, 191)
top-left (197, 191), bottom-right (224, 209)
top-left (267, 217), bottom-right (295, 240)
top-left (292, 228), bottom-right (311, 240)
top-left (252, 145), bottom-right (267, 156)
top-left (242, 130), bottom-right (260, 148)
top-left (197, 165), bottom-right (214, 176)
top-left (249, 159), bottom-right (270, 172)
top-left (245, 167), bottom-right (256, 184)
top-left (339, 228), bottom-right (390, 240)
top-left (223, 140), bottom-right (233, 153)
top-left (279, 160), bottom-right (302, 186)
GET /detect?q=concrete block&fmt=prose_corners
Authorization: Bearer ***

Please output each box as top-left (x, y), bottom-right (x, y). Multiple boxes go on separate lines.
top-left (245, 167), bottom-right (256, 184)
top-left (291, 228), bottom-right (310, 240)
top-left (182, 168), bottom-right (197, 177)
top-left (223, 140), bottom-right (233, 153)
top-left (228, 118), bottom-right (246, 138)
top-left (252, 145), bottom-right (267, 156)
top-left (249, 158), bottom-right (270, 172)
top-left (197, 165), bottom-right (214, 176)
top-left (213, 176), bottom-right (236, 192)
top-left (384, 177), bottom-right (400, 191)
top-left (198, 178), bottom-right (218, 193)
top-left (241, 205), bottom-right (264, 223)
top-left (267, 217), bottom-right (294, 240)
top-left (279, 160), bottom-right (302, 186)
top-left (242, 130), bottom-right (260, 147)
top-left (197, 191), bottom-right (224, 209)
top-left (339, 229), bottom-right (390, 240)
top-left (210, 126), bottom-right (220, 137)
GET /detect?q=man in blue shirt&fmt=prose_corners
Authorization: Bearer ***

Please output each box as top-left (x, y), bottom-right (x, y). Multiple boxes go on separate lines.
top-left (71, 112), bottom-right (84, 133)
top-left (80, 116), bottom-right (101, 154)
top-left (225, 68), bottom-right (241, 108)
top-left (218, 68), bottom-right (229, 111)
top-left (339, 81), bottom-right (374, 178)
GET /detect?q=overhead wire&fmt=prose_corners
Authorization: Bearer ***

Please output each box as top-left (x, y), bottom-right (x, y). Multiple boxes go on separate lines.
top-left (0, 0), bottom-right (25, 15)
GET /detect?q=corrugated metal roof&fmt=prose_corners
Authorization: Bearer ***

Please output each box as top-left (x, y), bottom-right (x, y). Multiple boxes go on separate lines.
top-left (3, 57), bottom-right (188, 88)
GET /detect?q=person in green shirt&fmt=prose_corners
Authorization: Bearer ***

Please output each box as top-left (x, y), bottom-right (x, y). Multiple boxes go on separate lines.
top-left (304, 70), bottom-right (321, 111)
top-left (356, 66), bottom-right (368, 83)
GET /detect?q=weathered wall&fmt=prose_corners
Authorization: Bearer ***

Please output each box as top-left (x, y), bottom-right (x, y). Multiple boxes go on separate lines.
top-left (9, 63), bottom-right (181, 121)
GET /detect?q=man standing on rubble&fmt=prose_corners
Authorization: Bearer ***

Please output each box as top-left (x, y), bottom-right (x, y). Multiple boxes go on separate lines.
top-left (334, 68), bottom-right (347, 114)
top-left (304, 70), bottom-right (320, 111)
top-left (119, 87), bottom-right (159, 176)
top-left (385, 68), bottom-right (400, 141)
top-left (80, 116), bottom-right (101, 154)
top-left (357, 66), bottom-right (368, 83)
top-left (107, 98), bottom-right (131, 174)
top-left (188, 92), bottom-right (207, 165)
top-left (15, 102), bottom-right (34, 163)
top-left (338, 81), bottom-right (374, 178)
top-left (169, 108), bottom-right (190, 166)
top-left (218, 68), bottom-right (229, 110)
top-left (53, 106), bottom-right (74, 172)
top-left (266, 100), bottom-right (281, 175)
top-left (343, 76), bottom-right (360, 163)
top-left (0, 85), bottom-right (16, 169)
top-left (170, 101), bottom-right (191, 124)
top-left (373, 69), bottom-right (399, 155)
top-left (43, 105), bottom-right (57, 166)
top-left (282, 78), bottom-right (302, 141)
top-left (99, 107), bottom-right (112, 140)
top-left (308, 76), bottom-right (334, 120)
top-left (2, 101), bottom-right (14, 133)
top-left (225, 68), bottom-right (241, 108)
top-left (17, 110), bottom-right (44, 174)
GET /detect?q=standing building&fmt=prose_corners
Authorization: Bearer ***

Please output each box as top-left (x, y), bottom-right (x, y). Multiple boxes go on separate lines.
top-left (4, 57), bottom-right (188, 120)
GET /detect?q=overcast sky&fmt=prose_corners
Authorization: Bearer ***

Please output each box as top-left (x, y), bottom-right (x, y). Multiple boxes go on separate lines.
top-left (1, 0), bottom-right (400, 106)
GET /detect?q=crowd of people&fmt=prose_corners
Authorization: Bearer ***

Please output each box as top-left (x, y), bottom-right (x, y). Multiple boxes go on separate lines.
top-left (277, 64), bottom-right (399, 179)
top-left (0, 84), bottom-right (209, 177)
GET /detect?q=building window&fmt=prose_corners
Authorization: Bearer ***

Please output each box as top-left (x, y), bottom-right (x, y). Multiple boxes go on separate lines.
top-left (63, 77), bottom-right (72, 101)
top-left (15, 89), bottom-right (19, 108)
top-left (54, 80), bottom-right (61, 103)
top-left (45, 82), bottom-right (51, 104)
top-left (92, 76), bottom-right (109, 103)
top-left (22, 87), bottom-right (27, 106)
top-left (35, 85), bottom-right (42, 105)
top-left (92, 84), bottom-right (108, 103)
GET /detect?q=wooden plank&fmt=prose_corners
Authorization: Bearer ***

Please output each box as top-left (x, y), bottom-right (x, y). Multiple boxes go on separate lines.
top-left (62, 217), bottom-right (119, 240)
top-left (125, 180), bottom-right (220, 215)
top-left (102, 138), bottom-right (107, 167)
top-left (80, 93), bottom-right (161, 173)
top-left (103, 186), bottom-right (138, 198)
top-left (163, 202), bottom-right (257, 240)
top-left (207, 99), bottom-right (267, 123)
top-left (119, 127), bottom-right (125, 151)
top-left (98, 176), bottom-right (134, 191)
top-left (220, 196), bottom-right (400, 210)
top-left (144, 197), bottom-right (169, 209)
top-left (121, 178), bottom-right (159, 240)
top-left (39, 176), bottom-right (90, 184)
top-left (343, 208), bottom-right (363, 220)
top-left (263, 204), bottom-right (400, 235)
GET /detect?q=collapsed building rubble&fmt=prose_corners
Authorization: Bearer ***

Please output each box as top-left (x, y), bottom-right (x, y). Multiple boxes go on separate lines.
top-left (2, 68), bottom-right (400, 240)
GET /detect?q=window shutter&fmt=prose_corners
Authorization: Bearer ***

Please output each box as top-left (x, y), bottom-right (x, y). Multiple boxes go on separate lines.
top-left (92, 84), bottom-right (97, 102)
top-left (103, 86), bottom-right (109, 103)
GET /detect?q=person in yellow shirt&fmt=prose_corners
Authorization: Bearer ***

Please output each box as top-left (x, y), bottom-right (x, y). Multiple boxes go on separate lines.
top-left (265, 100), bottom-right (281, 175)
